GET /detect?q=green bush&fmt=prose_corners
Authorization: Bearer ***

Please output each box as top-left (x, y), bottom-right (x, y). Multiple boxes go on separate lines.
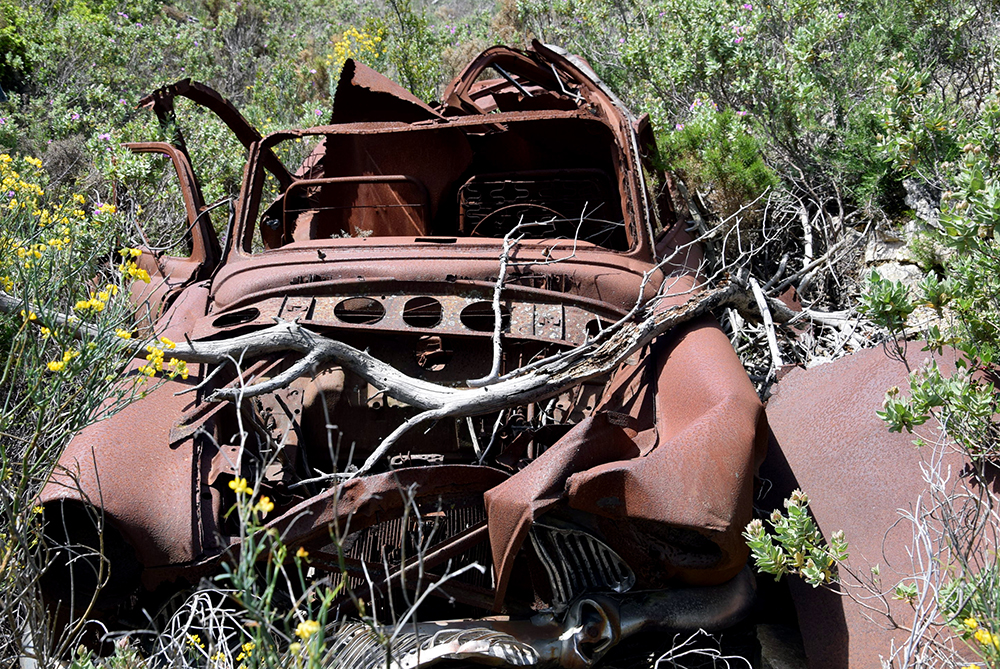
top-left (660, 100), bottom-right (779, 215)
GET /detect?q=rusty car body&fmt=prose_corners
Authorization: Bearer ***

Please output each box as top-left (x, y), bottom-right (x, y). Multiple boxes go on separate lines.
top-left (38, 42), bottom-right (769, 667)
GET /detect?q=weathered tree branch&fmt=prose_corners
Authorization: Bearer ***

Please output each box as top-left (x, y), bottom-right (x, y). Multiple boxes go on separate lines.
top-left (0, 290), bottom-right (102, 338)
top-left (2, 269), bottom-right (850, 477)
top-left (170, 280), bottom-right (743, 476)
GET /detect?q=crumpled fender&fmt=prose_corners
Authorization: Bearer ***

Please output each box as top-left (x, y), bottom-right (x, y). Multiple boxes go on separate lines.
top-left (486, 317), bottom-right (767, 608)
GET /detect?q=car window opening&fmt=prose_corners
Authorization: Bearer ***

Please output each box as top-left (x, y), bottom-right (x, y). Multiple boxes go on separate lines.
top-left (251, 118), bottom-right (630, 252)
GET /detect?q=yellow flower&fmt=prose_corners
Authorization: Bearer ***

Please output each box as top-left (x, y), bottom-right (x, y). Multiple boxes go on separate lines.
top-left (46, 360), bottom-right (64, 372)
top-left (254, 496), bottom-right (275, 515)
top-left (74, 296), bottom-right (105, 313)
top-left (40, 327), bottom-right (51, 337)
top-left (144, 344), bottom-right (166, 372)
top-left (974, 628), bottom-right (998, 648)
top-left (160, 336), bottom-right (176, 349)
top-left (186, 633), bottom-right (204, 648)
top-left (236, 641), bottom-right (255, 661)
top-left (168, 358), bottom-right (189, 380)
top-left (62, 349), bottom-right (79, 363)
top-left (288, 642), bottom-right (302, 655)
top-left (296, 546), bottom-right (309, 559)
top-left (295, 620), bottom-right (321, 639)
top-left (73, 193), bottom-right (85, 205)
top-left (228, 477), bottom-right (249, 495)
top-left (115, 328), bottom-right (132, 339)
top-left (966, 617), bottom-right (979, 630)
top-left (119, 259), bottom-right (151, 283)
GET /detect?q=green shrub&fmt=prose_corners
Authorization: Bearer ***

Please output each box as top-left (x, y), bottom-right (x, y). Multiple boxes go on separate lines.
top-left (660, 102), bottom-right (779, 215)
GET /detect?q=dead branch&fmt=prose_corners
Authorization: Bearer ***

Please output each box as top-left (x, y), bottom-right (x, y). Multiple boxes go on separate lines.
top-left (169, 280), bottom-right (742, 476)
top-left (0, 290), bottom-right (102, 338)
top-left (749, 277), bottom-right (783, 377)
top-left (467, 220), bottom-right (555, 387)
top-left (468, 211), bottom-right (589, 387)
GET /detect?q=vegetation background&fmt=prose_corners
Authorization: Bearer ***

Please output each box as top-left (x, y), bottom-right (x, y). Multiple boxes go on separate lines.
top-left (1, 0), bottom-right (999, 666)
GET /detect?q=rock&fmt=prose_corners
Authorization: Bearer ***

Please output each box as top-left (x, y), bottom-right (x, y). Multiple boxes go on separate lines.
top-left (903, 178), bottom-right (940, 229)
top-left (864, 234), bottom-right (909, 264)
top-left (869, 261), bottom-right (923, 290)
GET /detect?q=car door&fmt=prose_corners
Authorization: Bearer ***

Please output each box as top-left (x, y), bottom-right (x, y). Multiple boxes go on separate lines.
top-left (123, 141), bottom-right (221, 326)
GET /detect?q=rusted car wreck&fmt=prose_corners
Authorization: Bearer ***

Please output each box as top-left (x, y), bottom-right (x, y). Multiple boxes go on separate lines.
top-left (38, 42), bottom-right (768, 667)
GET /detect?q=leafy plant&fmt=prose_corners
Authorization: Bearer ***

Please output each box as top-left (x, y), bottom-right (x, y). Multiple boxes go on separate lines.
top-left (0, 152), bottom-right (158, 664)
top-left (858, 270), bottom-right (916, 334)
top-left (743, 489), bottom-right (848, 587)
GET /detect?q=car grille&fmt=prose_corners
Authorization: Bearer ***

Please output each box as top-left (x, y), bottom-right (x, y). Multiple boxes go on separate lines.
top-left (529, 521), bottom-right (636, 611)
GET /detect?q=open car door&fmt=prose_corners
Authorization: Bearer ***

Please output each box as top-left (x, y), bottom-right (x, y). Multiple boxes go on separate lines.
top-left (125, 78), bottom-right (274, 323)
top-left (124, 141), bottom-right (221, 325)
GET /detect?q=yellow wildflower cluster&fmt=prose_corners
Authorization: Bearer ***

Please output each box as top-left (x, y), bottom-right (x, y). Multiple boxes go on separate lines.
top-left (976, 627), bottom-right (999, 649)
top-left (1, 154), bottom-right (45, 212)
top-left (228, 476), bottom-right (250, 495)
top-left (186, 633), bottom-right (205, 649)
top-left (10, 228), bottom-right (74, 269)
top-left (16, 243), bottom-right (45, 261)
top-left (963, 617), bottom-right (1000, 657)
top-left (46, 230), bottom-right (72, 250)
top-left (235, 641), bottom-right (255, 663)
top-left (15, 243), bottom-right (45, 268)
top-left (118, 247), bottom-right (151, 283)
top-left (327, 25), bottom-right (386, 76)
top-left (295, 620), bottom-right (321, 639)
top-left (74, 283), bottom-right (119, 314)
top-left (46, 349), bottom-right (79, 373)
top-left (138, 336), bottom-right (189, 380)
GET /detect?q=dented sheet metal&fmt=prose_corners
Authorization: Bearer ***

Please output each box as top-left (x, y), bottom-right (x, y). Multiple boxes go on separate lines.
top-left (764, 345), bottom-right (986, 668)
